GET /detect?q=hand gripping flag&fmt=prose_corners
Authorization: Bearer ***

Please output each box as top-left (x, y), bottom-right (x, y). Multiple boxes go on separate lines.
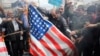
top-left (0, 36), bottom-right (9, 56)
top-left (28, 5), bottom-right (78, 56)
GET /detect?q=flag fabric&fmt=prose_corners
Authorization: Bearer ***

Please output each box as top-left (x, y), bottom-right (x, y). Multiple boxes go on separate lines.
top-left (28, 5), bottom-right (77, 56)
top-left (0, 36), bottom-right (9, 56)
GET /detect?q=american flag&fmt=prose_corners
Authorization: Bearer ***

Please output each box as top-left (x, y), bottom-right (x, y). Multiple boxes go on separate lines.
top-left (29, 5), bottom-right (77, 56)
top-left (0, 37), bottom-right (9, 56)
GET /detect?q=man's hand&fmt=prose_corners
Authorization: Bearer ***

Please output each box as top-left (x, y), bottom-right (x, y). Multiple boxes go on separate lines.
top-left (15, 18), bottom-right (23, 24)
top-left (84, 22), bottom-right (97, 28)
top-left (70, 30), bottom-right (78, 35)
top-left (84, 22), bottom-right (90, 28)
top-left (71, 37), bottom-right (76, 44)
top-left (85, 24), bottom-right (97, 28)
top-left (20, 31), bottom-right (23, 35)
top-left (76, 36), bottom-right (83, 43)
top-left (7, 18), bottom-right (12, 21)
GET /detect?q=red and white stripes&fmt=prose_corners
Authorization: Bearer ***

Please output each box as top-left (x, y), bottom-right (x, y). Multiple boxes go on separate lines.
top-left (30, 26), bottom-right (77, 56)
top-left (0, 37), bottom-right (9, 56)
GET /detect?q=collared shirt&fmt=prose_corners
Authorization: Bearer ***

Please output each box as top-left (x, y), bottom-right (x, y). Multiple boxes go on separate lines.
top-left (12, 19), bottom-right (19, 31)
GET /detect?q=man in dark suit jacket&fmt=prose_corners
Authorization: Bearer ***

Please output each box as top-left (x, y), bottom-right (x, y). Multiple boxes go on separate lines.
top-left (3, 11), bottom-right (23, 56)
top-left (36, 6), bottom-right (71, 39)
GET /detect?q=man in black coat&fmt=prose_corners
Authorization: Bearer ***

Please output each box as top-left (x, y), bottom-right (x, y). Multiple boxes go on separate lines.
top-left (86, 5), bottom-right (100, 56)
top-left (71, 5), bottom-right (100, 56)
top-left (35, 5), bottom-right (71, 39)
top-left (3, 11), bottom-right (23, 56)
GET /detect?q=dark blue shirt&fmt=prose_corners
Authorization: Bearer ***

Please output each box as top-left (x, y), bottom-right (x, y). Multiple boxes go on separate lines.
top-left (21, 14), bottom-right (29, 28)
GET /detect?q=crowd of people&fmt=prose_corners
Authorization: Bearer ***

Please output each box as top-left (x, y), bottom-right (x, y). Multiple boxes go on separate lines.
top-left (0, 0), bottom-right (100, 56)
top-left (35, 1), bottom-right (100, 56)
top-left (0, 0), bottom-right (29, 56)
top-left (62, 1), bottom-right (100, 56)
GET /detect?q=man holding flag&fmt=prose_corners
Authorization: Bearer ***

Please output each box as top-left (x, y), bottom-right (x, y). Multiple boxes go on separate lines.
top-left (28, 3), bottom-right (78, 56)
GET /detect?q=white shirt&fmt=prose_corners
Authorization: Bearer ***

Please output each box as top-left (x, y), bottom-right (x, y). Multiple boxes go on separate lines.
top-left (0, 18), bottom-right (3, 24)
top-left (12, 19), bottom-right (19, 31)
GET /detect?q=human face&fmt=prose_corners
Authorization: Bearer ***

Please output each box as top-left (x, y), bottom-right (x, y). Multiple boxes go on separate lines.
top-left (59, 7), bottom-right (64, 14)
top-left (7, 11), bottom-right (14, 18)
top-left (51, 9), bottom-right (57, 17)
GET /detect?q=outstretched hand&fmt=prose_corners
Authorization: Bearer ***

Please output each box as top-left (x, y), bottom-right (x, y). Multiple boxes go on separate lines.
top-left (85, 24), bottom-right (97, 28)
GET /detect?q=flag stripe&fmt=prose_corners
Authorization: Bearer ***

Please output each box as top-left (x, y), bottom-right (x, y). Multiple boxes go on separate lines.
top-left (45, 33), bottom-right (67, 56)
top-left (0, 38), bottom-right (4, 42)
top-left (30, 39), bottom-right (46, 56)
top-left (48, 28), bottom-right (72, 56)
top-left (43, 36), bottom-right (62, 56)
top-left (51, 26), bottom-right (75, 50)
top-left (30, 35), bottom-right (53, 56)
top-left (29, 39), bottom-right (39, 56)
top-left (51, 26), bottom-right (78, 56)
top-left (0, 37), bottom-right (8, 56)
top-left (0, 52), bottom-right (8, 56)
top-left (42, 36), bottom-right (63, 56)
top-left (0, 47), bottom-right (7, 52)
top-left (0, 42), bottom-right (6, 48)
top-left (40, 39), bottom-right (58, 56)
top-left (30, 46), bottom-right (38, 56)
top-left (30, 40), bottom-right (53, 56)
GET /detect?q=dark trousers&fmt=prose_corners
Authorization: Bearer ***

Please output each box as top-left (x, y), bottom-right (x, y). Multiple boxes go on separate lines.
top-left (5, 40), bottom-right (23, 56)
top-left (23, 28), bottom-right (29, 52)
top-left (93, 39), bottom-right (100, 56)
top-left (76, 29), bottom-right (94, 56)
top-left (76, 38), bottom-right (94, 56)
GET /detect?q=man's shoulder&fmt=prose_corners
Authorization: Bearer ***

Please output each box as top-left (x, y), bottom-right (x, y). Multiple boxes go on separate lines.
top-left (59, 16), bottom-right (66, 21)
